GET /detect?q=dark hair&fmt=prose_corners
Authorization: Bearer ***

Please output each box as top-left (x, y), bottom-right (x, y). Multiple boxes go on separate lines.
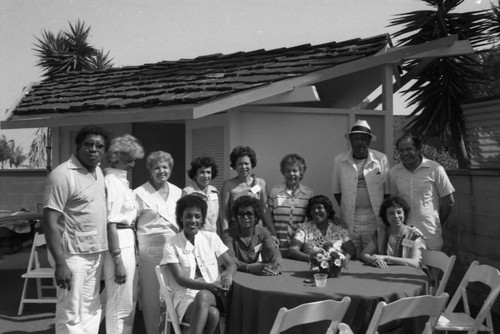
top-left (280, 153), bottom-right (307, 177)
top-left (175, 194), bottom-right (207, 230)
top-left (379, 195), bottom-right (410, 227)
top-left (396, 134), bottom-right (422, 151)
top-left (187, 156), bottom-right (218, 180)
top-left (230, 146), bottom-right (257, 169)
top-left (75, 125), bottom-right (110, 150)
top-left (231, 195), bottom-right (262, 223)
top-left (306, 195), bottom-right (336, 221)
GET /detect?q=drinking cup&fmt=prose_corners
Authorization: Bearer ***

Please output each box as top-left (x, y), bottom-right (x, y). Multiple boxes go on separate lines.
top-left (313, 273), bottom-right (328, 287)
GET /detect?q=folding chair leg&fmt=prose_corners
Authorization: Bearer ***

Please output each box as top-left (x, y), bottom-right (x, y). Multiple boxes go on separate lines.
top-left (18, 278), bottom-right (29, 315)
top-left (36, 277), bottom-right (42, 299)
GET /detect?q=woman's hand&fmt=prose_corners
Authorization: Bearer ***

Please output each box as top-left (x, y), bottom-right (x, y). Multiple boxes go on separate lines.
top-left (371, 255), bottom-right (388, 268)
top-left (209, 281), bottom-right (227, 297)
top-left (114, 258), bottom-right (127, 284)
top-left (247, 263), bottom-right (278, 276)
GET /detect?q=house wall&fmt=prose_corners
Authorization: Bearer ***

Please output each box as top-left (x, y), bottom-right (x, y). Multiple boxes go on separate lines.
top-left (444, 169), bottom-right (500, 314)
top-left (0, 170), bottom-right (48, 212)
top-left (463, 100), bottom-right (500, 169)
top-left (229, 107), bottom-right (387, 211)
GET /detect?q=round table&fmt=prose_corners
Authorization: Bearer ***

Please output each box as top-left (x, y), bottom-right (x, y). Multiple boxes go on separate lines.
top-left (227, 259), bottom-right (429, 334)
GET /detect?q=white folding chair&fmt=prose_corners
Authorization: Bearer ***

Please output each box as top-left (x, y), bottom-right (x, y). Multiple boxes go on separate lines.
top-left (269, 296), bottom-right (351, 334)
top-left (366, 293), bottom-right (449, 334)
top-left (155, 265), bottom-right (225, 334)
top-left (18, 232), bottom-right (56, 315)
top-left (155, 265), bottom-right (189, 334)
top-left (435, 260), bottom-right (500, 334)
top-left (421, 249), bottom-right (456, 296)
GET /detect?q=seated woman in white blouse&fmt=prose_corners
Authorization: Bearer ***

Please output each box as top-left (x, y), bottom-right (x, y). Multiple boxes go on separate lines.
top-left (361, 195), bottom-right (425, 268)
top-left (161, 194), bottom-right (236, 334)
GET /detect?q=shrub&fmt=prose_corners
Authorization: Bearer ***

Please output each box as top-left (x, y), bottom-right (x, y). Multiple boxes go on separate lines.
top-left (393, 144), bottom-right (458, 170)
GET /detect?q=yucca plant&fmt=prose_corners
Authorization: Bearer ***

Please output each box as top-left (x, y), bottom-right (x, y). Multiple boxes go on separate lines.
top-left (389, 0), bottom-right (492, 168)
top-left (33, 19), bottom-right (113, 78)
top-left (30, 20), bottom-right (114, 169)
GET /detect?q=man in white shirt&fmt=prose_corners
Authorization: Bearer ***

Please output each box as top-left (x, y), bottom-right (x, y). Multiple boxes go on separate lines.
top-left (332, 120), bottom-right (389, 257)
top-left (43, 125), bottom-right (109, 334)
top-left (390, 135), bottom-right (455, 251)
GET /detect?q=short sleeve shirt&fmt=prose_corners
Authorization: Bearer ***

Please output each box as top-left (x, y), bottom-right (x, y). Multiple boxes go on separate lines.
top-left (161, 231), bottom-right (228, 309)
top-left (293, 218), bottom-right (351, 255)
top-left (390, 157), bottom-right (455, 239)
top-left (44, 154), bottom-right (107, 254)
top-left (268, 183), bottom-right (314, 248)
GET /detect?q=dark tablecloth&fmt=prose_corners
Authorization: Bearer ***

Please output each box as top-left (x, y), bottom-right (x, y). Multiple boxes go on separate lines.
top-left (226, 259), bottom-right (429, 334)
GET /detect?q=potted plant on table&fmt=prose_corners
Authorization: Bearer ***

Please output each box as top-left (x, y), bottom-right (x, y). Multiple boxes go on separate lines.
top-left (310, 241), bottom-right (348, 278)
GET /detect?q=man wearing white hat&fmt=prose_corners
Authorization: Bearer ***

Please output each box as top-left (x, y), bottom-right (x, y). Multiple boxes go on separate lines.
top-left (332, 120), bottom-right (389, 257)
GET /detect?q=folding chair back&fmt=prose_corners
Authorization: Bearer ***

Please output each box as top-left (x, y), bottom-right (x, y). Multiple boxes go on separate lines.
top-left (366, 293), bottom-right (449, 334)
top-left (155, 265), bottom-right (188, 334)
top-left (436, 260), bottom-right (500, 333)
top-left (269, 297), bottom-right (351, 334)
top-left (18, 232), bottom-right (56, 315)
top-left (421, 249), bottom-right (456, 296)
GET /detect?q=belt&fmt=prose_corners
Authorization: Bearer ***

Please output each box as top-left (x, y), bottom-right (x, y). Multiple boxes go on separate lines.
top-left (116, 224), bottom-right (136, 231)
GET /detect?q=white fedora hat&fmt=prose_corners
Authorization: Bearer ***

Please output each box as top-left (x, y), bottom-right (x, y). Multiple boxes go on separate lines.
top-left (344, 120), bottom-right (377, 142)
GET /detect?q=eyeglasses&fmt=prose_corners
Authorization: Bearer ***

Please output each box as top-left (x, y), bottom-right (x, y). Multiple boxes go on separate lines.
top-left (82, 142), bottom-right (105, 151)
top-left (237, 211), bottom-right (255, 219)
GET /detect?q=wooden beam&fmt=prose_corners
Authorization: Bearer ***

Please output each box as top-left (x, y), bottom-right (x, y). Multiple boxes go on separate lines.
top-left (366, 57), bottom-right (434, 110)
top-left (192, 36), bottom-right (458, 119)
top-left (0, 106), bottom-right (196, 129)
top-left (389, 40), bottom-right (474, 60)
top-left (249, 86), bottom-right (320, 105)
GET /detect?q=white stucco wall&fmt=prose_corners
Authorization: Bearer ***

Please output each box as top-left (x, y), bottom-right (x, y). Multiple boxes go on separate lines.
top-left (225, 108), bottom-right (387, 212)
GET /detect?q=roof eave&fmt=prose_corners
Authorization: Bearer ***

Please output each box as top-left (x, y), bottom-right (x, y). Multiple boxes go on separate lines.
top-left (1, 105), bottom-right (196, 129)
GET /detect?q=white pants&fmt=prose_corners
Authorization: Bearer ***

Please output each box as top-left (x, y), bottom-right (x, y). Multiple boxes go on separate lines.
top-left (352, 208), bottom-right (378, 257)
top-left (138, 241), bottom-right (164, 334)
top-left (55, 252), bottom-right (104, 334)
top-left (104, 230), bottom-right (138, 334)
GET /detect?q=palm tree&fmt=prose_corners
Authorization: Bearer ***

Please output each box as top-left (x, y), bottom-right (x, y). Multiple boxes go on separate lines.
top-left (29, 20), bottom-right (113, 169)
top-left (9, 143), bottom-right (27, 168)
top-left (28, 128), bottom-right (49, 169)
top-left (389, 0), bottom-right (492, 168)
top-left (0, 135), bottom-right (12, 168)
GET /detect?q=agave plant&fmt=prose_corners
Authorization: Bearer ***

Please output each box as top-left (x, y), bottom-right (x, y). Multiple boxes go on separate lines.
top-left (389, 0), bottom-right (493, 168)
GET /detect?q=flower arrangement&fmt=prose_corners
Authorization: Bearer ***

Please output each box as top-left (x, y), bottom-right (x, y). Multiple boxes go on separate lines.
top-left (309, 241), bottom-right (348, 277)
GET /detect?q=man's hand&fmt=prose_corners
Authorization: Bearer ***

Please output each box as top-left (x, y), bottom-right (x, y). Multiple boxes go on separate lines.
top-left (55, 262), bottom-right (73, 290)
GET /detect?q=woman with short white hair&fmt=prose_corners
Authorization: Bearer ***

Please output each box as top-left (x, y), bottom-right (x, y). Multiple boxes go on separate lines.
top-left (103, 134), bottom-right (144, 334)
top-left (134, 151), bottom-right (183, 334)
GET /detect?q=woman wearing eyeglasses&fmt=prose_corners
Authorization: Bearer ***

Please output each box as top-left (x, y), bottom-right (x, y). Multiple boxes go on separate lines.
top-left (223, 195), bottom-right (282, 276)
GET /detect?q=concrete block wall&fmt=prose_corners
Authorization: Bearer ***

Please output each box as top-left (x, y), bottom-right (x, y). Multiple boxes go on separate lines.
top-left (0, 170), bottom-right (48, 212)
top-left (444, 170), bottom-right (500, 314)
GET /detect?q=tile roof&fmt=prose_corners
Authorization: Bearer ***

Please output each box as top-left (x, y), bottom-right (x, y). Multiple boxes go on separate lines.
top-left (13, 34), bottom-right (390, 116)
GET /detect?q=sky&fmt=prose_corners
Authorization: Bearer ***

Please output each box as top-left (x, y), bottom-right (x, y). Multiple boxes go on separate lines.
top-left (0, 0), bottom-right (492, 150)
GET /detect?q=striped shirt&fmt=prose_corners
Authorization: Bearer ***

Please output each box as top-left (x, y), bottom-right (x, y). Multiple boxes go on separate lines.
top-left (268, 183), bottom-right (313, 248)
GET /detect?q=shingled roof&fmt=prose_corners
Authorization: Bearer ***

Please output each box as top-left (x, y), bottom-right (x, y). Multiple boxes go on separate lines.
top-left (12, 34), bottom-right (390, 116)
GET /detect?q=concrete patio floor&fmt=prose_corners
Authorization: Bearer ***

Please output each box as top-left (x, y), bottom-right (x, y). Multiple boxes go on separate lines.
top-left (0, 246), bottom-right (147, 334)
